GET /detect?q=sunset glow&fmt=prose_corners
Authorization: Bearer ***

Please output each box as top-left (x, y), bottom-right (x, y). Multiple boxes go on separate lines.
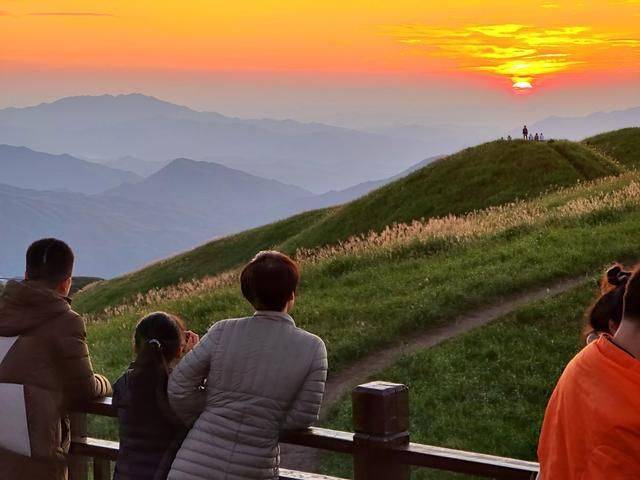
top-left (1, 0), bottom-right (639, 110)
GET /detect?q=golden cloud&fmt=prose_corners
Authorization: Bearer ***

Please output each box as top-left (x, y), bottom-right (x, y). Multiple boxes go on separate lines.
top-left (388, 23), bottom-right (640, 88)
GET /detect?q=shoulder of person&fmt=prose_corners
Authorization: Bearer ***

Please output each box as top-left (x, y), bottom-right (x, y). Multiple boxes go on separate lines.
top-left (293, 327), bottom-right (326, 351)
top-left (50, 307), bottom-right (87, 337)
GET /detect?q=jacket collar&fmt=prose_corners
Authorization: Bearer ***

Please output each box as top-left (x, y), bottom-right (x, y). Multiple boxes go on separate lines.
top-left (0, 280), bottom-right (72, 336)
top-left (253, 310), bottom-right (295, 326)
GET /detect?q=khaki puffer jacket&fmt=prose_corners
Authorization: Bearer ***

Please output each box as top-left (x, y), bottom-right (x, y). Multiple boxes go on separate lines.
top-left (0, 280), bottom-right (111, 480)
top-left (167, 311), bottom-right (327, 480)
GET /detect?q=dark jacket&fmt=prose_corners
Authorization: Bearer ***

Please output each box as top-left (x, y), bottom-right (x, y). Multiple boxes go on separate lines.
top-left (112, 367), bottom-right (188, 480)
top-left (0, 280), bottom-right (111, 480)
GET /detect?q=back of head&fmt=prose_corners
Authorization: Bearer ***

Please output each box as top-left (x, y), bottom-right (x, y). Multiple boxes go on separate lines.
top-left (623, 267), bottom-right (640, 323)
top-left (26, 238), bottom-right (74, 288)
top-left (585, 264), bottom-right (631, 340)
top-left (129, 312), bottom-right (184, 420)
top-left (240, 251), bottom-right (300, 311)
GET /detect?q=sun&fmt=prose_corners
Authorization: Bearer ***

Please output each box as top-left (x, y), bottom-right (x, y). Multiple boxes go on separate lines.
top-left (513, 80), bottom-right (533, 90)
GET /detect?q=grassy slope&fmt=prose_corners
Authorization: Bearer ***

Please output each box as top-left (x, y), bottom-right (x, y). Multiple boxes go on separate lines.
top-left (280, 140), bottom-right (618, 251)
top-left (585, 128), bottom-right (640, 168)
top-left (88, 205), bottom-right (640, 376)
top-left (76, 139), bottom-right (618, 314)
top-left (322, 284), bottom-right (592, 479)
top-left (75, 208), bottom-right (331, 313)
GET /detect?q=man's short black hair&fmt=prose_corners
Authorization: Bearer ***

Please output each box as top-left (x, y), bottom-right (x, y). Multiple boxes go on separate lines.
top-left (240, 251), bottom-right (299, 311)
top-left (26, 238), bottom-right (74, 286)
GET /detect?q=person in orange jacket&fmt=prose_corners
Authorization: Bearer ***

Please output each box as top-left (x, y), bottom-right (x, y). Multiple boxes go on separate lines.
top-left (538, 265), bottom-right (640, 479)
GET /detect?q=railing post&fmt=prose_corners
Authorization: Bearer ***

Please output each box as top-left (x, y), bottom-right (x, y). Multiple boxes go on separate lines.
top-left (352, 381), bottom-right (410, 480)
top-left (93, 458), bottom-right (112, 480)
top-left (68, 412), bottom-right (88, 480)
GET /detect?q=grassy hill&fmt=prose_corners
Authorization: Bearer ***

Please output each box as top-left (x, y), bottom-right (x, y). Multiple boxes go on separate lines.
top-left (584, 127), bottom-right (640, 168)
top-left (75, 138), bottom-right (619, 315)
top-left (74, 128), bottom-right (640, 474)
top-left (86, 170), bottom-right (640, 443)
top-left (322, 283), bottom-right (592, 479)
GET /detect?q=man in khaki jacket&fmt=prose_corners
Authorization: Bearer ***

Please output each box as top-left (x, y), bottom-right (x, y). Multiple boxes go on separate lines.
top-left (0, 238), bottom-right (111, 479)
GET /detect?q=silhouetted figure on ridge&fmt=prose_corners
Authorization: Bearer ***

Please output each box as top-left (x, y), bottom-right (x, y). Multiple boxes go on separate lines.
top-left (523, 125), bottom-right (529, 140)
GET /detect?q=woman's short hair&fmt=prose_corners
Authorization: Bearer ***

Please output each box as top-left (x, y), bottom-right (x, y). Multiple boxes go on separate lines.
top-left (241, 251), bottom-right (300, 311)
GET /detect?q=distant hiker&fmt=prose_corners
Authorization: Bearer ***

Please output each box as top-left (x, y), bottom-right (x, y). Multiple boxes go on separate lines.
top-left (113, 312), bottom-right (201, 480)
top-left (584, 264), bottom-right (630, 344)
top-left (529, 134), bottom-right (534, 141)
top-left (538, 265), bottom-right (640, 479)
top-left (0, 238), bottom-right (111, 480)
top-left (523, 125), bottom-right (528, 139)
top-left (534, 133), bottom-right (539, 141)
top-left (540, 133), bottom-right (545, 141)
top-left (167, 251), bottom-right (327, 480)
top-left (507, 135), bottom-right (512, 141)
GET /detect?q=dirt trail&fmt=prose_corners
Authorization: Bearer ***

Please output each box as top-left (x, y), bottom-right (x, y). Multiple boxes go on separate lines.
top-left (279, 276), bottom-right (586, 474)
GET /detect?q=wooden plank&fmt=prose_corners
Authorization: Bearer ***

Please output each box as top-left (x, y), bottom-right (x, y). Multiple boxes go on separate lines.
top-left (394, 443), bottom-right (539, 480)
top-left (280, 427), bottom-right (354, 454)
top-left (77, 397), bottom-right (117, 417)
top-left (279, 469), bottom-right (346, 480)
top-left (70, 437), bottom-right (119, 462)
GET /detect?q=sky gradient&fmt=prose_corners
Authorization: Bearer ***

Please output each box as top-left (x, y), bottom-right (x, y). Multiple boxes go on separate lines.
top-left (2, 0), bottom-right (639, 127)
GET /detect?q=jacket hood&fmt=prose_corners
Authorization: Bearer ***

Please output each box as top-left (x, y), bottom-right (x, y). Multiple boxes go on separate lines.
top-left (0, 280), bottom-right (71, 336)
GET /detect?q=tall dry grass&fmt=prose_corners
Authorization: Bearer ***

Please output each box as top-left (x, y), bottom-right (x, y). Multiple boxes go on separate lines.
top-left (89, 174), bottom-right (640, 322)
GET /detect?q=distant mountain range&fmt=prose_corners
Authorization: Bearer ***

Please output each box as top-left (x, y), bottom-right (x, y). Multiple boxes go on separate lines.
top-left (515, 107), bottom-right (640, 140)
top-left (0, 182), bottom-right (212, 278)
top-left (0, 145), bottom-right (140, 194)
top-left (100, 155), bottom-right (169, 177)
top-left (0, 94), bottom-right (431, 192)
top-left (0, 143), bottom-right (438, 277)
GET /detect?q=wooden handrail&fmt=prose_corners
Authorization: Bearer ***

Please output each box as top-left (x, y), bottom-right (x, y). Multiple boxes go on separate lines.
top-left (70, 383), bottom-right (540, 480)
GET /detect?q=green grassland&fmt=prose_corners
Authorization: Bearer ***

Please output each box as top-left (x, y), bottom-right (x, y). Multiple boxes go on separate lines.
top-left (585, 127), bottom-right (640, 169)
top-left (79, 128), bottom-right (640, 466)
top-left (321, 283), bottom-right (593, 479)
top-left (75, 139), bottom-right (619, 315)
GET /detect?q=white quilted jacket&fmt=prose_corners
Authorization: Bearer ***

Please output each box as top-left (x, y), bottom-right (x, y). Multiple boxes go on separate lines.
top-left (167, 311), bottom-right (328, 480)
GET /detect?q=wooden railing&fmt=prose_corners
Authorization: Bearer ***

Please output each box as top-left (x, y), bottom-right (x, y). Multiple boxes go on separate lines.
top-left (69, 381), bottom-right (540, 480)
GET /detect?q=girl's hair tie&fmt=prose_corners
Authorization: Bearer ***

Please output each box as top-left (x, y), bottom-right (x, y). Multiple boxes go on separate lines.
top-left (147, 339), bottom-right (163, 349)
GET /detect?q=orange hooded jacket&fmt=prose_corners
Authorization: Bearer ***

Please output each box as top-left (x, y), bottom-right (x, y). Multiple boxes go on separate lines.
top-left (538, 336), bottom-right (640, 480)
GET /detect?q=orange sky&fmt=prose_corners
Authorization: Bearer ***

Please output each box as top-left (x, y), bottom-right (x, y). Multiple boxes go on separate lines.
top-left (1, 1), bottom-right (639, 123)
top-left (3, 1), bottom-right (639, 85)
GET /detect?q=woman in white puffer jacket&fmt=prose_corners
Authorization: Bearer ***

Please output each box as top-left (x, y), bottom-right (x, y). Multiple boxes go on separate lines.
top-left (167, 251), bottom-right (328, 480)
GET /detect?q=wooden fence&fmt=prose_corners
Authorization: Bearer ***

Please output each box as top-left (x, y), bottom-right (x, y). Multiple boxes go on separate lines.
top-left (69, 381), bottom-right (539, 480)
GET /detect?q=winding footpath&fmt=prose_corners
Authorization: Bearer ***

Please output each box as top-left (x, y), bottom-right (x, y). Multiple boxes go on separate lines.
top-left (280, 276), bottom-right (586, 473)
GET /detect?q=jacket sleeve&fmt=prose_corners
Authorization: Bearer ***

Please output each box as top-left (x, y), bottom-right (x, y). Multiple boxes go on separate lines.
top-left (282, 338), bottom-right (328, 430)
top-left (168, 326), bottom-right (215, 425)
top-left (58, 313), bottom-right (112, 406)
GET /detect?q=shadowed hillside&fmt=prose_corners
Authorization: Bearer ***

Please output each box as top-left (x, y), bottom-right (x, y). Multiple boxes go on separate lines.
top-left (584, 127), bottom-right (640, 168)
top-left (75, 138), bottom-right (620, 314)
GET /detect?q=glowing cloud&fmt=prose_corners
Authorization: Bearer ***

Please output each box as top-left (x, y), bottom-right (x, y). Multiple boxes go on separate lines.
top-left (389, 21), bottom-right (640, 90)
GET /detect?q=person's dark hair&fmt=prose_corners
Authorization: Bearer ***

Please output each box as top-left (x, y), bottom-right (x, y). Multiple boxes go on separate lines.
top-left (623, 266), bottom-right (640, 321)
top-left (240, 251), bottom-right (300, 311)
top-left (129, 312), bottom-right (185, 422)
top-left (585, 264), bottom-right (631, 340)
top-left (26, 238), bottom-right (74, 287)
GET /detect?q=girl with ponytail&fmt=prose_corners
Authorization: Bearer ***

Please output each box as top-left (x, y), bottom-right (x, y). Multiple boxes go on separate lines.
top-left (113, 312), bottom-right (200, 480)
top-left (584, 264), bottom-right (632, 344)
